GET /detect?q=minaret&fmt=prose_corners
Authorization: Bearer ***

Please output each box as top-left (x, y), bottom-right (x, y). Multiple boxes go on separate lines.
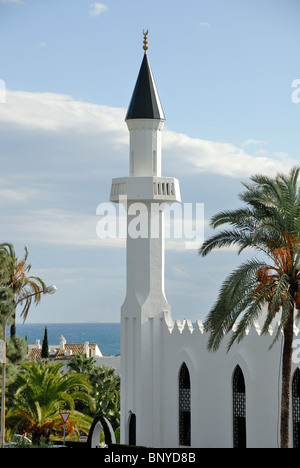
top-left (110, 31), bottom-right (180, 446)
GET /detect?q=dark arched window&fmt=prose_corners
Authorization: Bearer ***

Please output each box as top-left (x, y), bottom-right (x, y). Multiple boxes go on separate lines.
top-left (128, 413), bottom-right (136, 446)
top-left (233, 365), bottom-right (246, 448)
top-left (179, 362), bottom-right (191, 446)
top-left (292, 368), bottom-right (300, 448)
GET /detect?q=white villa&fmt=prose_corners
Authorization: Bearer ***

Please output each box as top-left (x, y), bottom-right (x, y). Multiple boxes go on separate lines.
top-left (27, 336), bottom-right (120, 374)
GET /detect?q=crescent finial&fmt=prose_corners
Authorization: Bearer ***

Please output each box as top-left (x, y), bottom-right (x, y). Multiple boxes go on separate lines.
top-left (143, 29), bottom-right (149, 53)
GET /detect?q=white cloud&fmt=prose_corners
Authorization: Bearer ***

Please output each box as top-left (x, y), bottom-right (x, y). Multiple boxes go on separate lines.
top-left (163, 130), bottom-right (296, 178)
top-left (1, 89), bottom-right (297, 253)
top-left (172, 266), bottom-right (190, 278)
top-left (200, 22), bottom-right (211, 28)
top-left (1, 89), bottom-right (297, 323)
top-left (242, 139), bottom-right (268, 146)
top-left (273, 151), bottom-right (289, 160)
top-left (3, 91), bottom-right (125, 137)
top-left (0, 0), bottom-right (24, 3)
top-left (1, 207), bottom-right (125, 248)
top-left (0, 187), bottom-right (41, 204)
top-left (89, 2), bottom-right (108, 17)
top-left (1, 90), bottom-right (296, 183)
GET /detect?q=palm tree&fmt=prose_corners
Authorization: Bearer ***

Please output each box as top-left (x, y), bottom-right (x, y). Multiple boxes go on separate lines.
top-left (6, 361), bottom-right (94, 445)
top-left (68, 357), bottom-right (120, 430)
top-left (90, 366), bottom-right (120, 430)
top-left (0, 249), bottom-right (14, 321)
top-left (199, 166), bottom-right (300, 448)
top-left (67, 353), bottom-right (96, 374)
top-left (0, 243), bottom-right (46, 337)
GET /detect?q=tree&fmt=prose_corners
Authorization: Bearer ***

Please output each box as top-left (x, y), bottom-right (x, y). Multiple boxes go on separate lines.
top-left (0, 244), bottom-right (53, 448)
top-left (5, 336), bottom-right (28, 386)
top-left (67, 353), bottom-right (96, 374)
top-left (41, 327), bottom-right (49, 359)
top-left (6, 361), bottom-right (94, 445)
top-left (0, 248), bottom-right (14, 322)
top-left (89, 366), bottom-right (120, 430)
top-left (199, 166), bottom-right (300, 448)
top-left (0, 249), bottom-right (17, 387)
top-left (68, 356), bottom-right (120, 430)
top-left (0, 243), bottom-right (46, 337)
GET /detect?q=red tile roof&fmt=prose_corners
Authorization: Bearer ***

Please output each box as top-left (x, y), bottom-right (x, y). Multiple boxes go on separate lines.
top-left (28, 344), bottom-right (90, 361)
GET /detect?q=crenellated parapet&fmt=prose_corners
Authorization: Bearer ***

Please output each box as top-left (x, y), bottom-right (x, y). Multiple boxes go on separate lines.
top-left (161, 310), bottom-right (300, 342)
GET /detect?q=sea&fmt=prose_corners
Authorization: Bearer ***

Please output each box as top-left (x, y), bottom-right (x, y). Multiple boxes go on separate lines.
top-left (13, 323), bottom-right (120, 356)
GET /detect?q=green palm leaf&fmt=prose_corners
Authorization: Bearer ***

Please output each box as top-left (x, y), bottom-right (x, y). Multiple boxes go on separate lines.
top-left (199, 165), bottom-right (300, 447)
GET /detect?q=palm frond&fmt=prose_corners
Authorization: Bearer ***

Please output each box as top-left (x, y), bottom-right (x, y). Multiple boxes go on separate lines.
top-left (202, 166), bottom-right (300, 353)
top-left (209, 207), bottom-right (256, 229)
top-left (204, 258), bottom-right (267, 351)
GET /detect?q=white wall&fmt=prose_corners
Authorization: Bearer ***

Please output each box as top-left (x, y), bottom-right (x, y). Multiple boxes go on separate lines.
top-left (130, 313), bottom-right (299, 448)
top-left (94, 355), bottom-right (121, 375)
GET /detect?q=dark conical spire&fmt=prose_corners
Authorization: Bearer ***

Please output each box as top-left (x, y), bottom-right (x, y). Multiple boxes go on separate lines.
top-left (125, 33), bottom-right (165, 121)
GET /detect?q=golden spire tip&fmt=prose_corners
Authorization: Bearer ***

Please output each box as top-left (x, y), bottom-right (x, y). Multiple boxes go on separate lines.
top-left (143, 29), bottom-right (149, 53)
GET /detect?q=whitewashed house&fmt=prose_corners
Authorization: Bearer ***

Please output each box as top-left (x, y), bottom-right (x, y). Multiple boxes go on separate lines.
top-left (27, 335), bottom-right (121, 374)
top-left (28, 335), bottom-right (102, 361)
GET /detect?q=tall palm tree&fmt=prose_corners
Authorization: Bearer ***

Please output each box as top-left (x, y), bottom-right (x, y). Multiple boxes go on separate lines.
top-left (199, 166), bottom-right (300, 448)
top-left (0, 249), bottom-right (14, 320)
top-left (0, 243), bottom-right (46, 337)
top-left (6, 361), bottom-right (94, 445)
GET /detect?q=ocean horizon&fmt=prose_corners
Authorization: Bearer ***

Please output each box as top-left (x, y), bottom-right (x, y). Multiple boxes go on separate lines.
top-left (14, 322), bottom-right (121, 357)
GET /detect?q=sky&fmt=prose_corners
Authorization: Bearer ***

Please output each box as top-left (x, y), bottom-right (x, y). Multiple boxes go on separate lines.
top-left (0, 0), bottom-right (299, 324)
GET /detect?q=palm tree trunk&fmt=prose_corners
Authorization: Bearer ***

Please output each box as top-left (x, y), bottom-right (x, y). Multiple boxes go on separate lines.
top-left (280, 305), bottom-right (294, 448)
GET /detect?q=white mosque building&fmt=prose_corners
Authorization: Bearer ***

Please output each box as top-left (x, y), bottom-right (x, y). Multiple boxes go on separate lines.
top-left (109, 33), bottom-right (300, 449)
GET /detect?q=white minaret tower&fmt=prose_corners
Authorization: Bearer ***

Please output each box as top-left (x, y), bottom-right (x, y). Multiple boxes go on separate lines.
top-left (110, 31), bottom-right (181, 447)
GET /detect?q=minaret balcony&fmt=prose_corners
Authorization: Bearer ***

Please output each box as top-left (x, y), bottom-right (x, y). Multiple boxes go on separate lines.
top-left (110, 176), bottom-right (181, 203)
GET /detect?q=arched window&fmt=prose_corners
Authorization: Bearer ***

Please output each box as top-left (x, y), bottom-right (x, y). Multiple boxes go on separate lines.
top-left (179, 362), bottom-right (191, 446)
top-left (233, 365), bottom-right (246, 448)
top-left (128, 413), bottom-right (136, 446)
top-left (292, 368), bottom-right (300, 448)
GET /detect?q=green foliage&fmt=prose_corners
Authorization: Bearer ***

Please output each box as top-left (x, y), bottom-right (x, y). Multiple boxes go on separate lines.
top-left (5, 336), bottom-right (28, 385)
top-left (41, 327), bottom-right (49, 359)
top-left (0, 243), bottom-right (47, 390)
top-left (67, 353), bottom-right (96, 374)
top-left (68, 355), bottom-right (120, 430)
top-left (0, 243), bottom-right (46, 332)
top-left (90, 366), bottom-right (120, 430)
top-left (199, 166), bottom-right (300, 351)
top-left (199, 166), bottom-right (300, 447)
top-left (0, 246), bottom-right (28, 383)
top-left (0, 248), bottom-right (14, 319)
top-left (6, 361), bottom-right (94, 445)
top-left (6, 356), bottom-right (120, 445)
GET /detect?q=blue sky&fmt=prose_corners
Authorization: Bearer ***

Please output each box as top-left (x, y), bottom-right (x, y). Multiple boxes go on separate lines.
top-left (0, 0), bottom-right (299, 324)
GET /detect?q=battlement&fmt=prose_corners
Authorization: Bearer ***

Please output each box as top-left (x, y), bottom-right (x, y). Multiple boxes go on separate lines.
top-left (161, 310), bottom-right (300, 339)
